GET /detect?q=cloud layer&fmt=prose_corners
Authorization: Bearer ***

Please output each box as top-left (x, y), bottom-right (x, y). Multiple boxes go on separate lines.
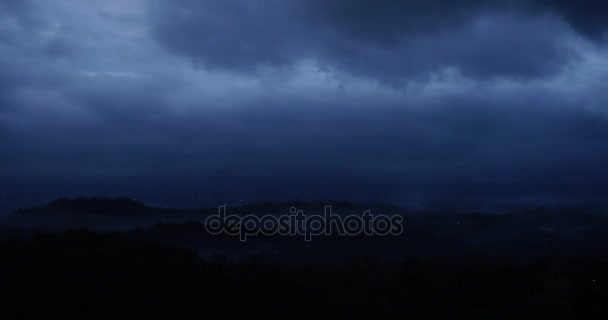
top-left (1, 0), bottom-right (608, 208)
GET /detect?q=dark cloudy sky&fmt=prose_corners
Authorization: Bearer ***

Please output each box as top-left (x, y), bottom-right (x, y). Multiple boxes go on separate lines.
top-left (1, 0), bottom-right (608, 209)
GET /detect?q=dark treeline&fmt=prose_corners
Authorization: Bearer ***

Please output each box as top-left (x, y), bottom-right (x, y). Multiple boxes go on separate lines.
top-left (1, 230), bottom-right (608, 319)
top-left (2, 198), bottom-right (608, 318)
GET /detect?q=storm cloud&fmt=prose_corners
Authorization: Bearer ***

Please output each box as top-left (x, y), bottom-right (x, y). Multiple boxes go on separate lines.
top-left (149, 0), bottom-right (576, 82)
top-left (1, 0), bottom-right (608, 209)
top-left (147, 0), bottom-right (607, 80)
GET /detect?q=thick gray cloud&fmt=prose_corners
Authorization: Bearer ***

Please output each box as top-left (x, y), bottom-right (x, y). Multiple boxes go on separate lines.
top-left (310, 0), bottom-right (608, 39)
top-left (543, 0), bottom-right (608, 37)
top-left (1, 0), bottom-right (608, 210)
top-left (147, 0), bottom-right (607, 81)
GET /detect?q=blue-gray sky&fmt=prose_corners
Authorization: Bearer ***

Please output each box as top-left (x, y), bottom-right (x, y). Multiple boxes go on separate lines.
top-left (1, 0), bottom-right (608, 209)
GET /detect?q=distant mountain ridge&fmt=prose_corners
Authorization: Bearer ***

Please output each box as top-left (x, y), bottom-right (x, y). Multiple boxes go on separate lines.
top-left (8, 197), bottom-right (205, 230)
top-left (6, 197), bottom-right (395, 230)
top-left (29, 197), bottom-right (147, 215)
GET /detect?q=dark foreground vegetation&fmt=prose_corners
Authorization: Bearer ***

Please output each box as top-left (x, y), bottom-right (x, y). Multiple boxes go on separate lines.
top-left (2, 197), bottom-right (608, 318)
top-left (1, 230), bottom-right (608, 319)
